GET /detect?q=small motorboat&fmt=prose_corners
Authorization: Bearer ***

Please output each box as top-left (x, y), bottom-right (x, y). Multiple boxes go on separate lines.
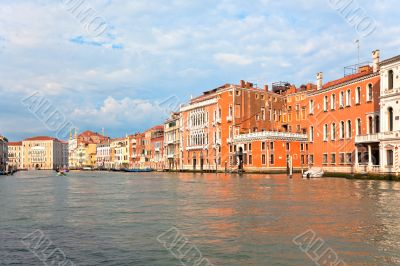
top-left (302, 168), bottom-right (324, 179)
top-left (57, 171), bottom-right (67, 176)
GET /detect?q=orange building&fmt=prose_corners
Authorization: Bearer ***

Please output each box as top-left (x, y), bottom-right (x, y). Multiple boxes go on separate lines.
top-left (307, 51), bottom-right (381, 173)
top-left (179, 80), bottom-right (307, 172)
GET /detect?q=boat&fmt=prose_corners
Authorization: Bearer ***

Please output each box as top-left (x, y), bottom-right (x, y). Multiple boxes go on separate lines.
top-left (302, 168), bottom-right (324, 179)
top-left (57, 171), bottom-right (67, 176)
top-left (123, 168), bottom-right (154, 173)
top-left (82, 167), bottom-right (92, 171)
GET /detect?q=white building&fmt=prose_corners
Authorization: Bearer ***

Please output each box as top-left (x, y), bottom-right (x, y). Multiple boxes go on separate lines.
top-left (96, 141), bottom-right (111, 169)
top-left (7, 142), bottom-right (23, 170)
top-left (379, 55), bottom-right (400, 174)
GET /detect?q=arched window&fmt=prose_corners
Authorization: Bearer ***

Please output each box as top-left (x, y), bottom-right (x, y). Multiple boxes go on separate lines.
top-left (331, 94), bottom-right (336, 110)
top-left (367, 84), bottom-right (373, 101)
top-left (339, 91), bottom-right (344, 107)
top-left (346, 90), bottom-right (351, 106)
top-left (368, 116), bottom-right (373, 134)
top-left (331, 123), bottom-right (336, 140)
top-left (388, 70), bottom-right (394, 90)
top-left (340, 121), bottom-right (345, 139)
top-left (388, 107), bottom-right (394, 131)
top-left (309, 99), bottom-right (314, 114)
top-left (323, 124), bottom-right (329, 141)
top-left (356, 118), bottom-right (362, 136)
top-left (356, 87), bottom-right (361, 104)
top-left (346, 120), bottom-right (352, 138)
top-left (375, 115), bottom-right (380, 133)
top-left (324, 96), bottom-right (328, 111)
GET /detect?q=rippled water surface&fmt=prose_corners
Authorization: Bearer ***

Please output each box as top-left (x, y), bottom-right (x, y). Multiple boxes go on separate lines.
top-left (1, 171), bottom-right (400, 265)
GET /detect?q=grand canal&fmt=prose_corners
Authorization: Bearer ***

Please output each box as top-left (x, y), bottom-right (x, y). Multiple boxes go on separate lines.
top-left (1, 171), bottom-right (400, 265)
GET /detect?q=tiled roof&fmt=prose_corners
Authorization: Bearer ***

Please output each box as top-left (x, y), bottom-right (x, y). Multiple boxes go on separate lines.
top-left (322, 70), bottom-right (372, 89)
top-left (8, 141), bottom-right (22, 146)
top-left (24, 136), bottom-right (59, 142)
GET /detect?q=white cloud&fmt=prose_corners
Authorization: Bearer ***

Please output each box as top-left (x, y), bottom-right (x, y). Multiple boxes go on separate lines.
top-left (214, 53), bottom-right (253, 66)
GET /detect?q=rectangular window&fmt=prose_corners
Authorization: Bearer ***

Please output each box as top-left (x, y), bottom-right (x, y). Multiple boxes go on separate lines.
top-left (270, 142), bottom-right (274, 150)
top-left (270, 154), bottom-right (274, 165)
top-left (309, 154), bottom-right (314, 165)
top-left (340, 153), bottom-right (345, 164)
top-left (286, 143), bottom-right (290, 151)
top-left (387, 150), bottom-right (394, 166)
top-left (346, 153), bottom-right (352, 164)
top-left (331, 154), bottom-right (336, 164)
top-left (262, 154), bottom-right (266, 165)
top-left (323, 154), bottom-right (328, 164)
top-left (261, 142), bottom-right (266, 151)
top-left (248, 155), bottom-right (253, 165)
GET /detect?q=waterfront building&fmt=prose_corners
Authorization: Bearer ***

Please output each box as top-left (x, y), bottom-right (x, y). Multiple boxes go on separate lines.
top-left (164, 112), bottom-right (181, 170)
top-left (22, 136), bottom-right (68, 170)
top-left (146, 126), bottom-right (164, 170)
top-left (129, 133), bottom-right (145, 169)
top-left (377, 54), bottom-right (400, 174)
top-left (0, 135), bottom-right (8, 172)
top-left (8, 142), bottom-right (23, 170)
top-left (96, 140), bottom-right (111, 169)
top-left (310, 51), bottom-right (381, 173)
top-left (69, 130), bottom-right (109, 169)
top-left (111, 136), bottom-right (129, 169)
top-left (179, 81), bottom-right (293, 172)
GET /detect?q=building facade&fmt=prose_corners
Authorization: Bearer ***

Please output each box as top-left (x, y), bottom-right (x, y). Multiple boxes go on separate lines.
top-left (377, 55), bottom-right (400, 174)
top-left (8, 142), bottom-right (23, 170)
top-left (69, 130), bottom-right (109, 169)
top-left (22, 136), bottom-right (68, 170)
top-left (0, 135), bottom-right (8, 172)
top-left (164, 113), bottom-right (181, 170)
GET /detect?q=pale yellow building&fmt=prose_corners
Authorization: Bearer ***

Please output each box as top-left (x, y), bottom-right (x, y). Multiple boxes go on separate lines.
top-left (7, 141), bottom-right (23, 170)
top-left (22, 136), bottom-right (68, 170)
top-left (111, 137), bottom-right (129, 169)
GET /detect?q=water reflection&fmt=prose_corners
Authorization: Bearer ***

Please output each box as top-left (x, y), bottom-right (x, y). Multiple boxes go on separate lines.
top-left (0, 171), bottom-right (399, 265)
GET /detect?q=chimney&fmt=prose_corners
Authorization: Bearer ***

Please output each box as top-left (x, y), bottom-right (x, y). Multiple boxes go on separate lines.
top-left (317, 72), bottom-right (323, 90)
top-left (245, 82), bottom-right (251, 88)
top-left (372, 50), bottom-right (380, 73)
top-left (240, 80), bottom-right (246, 88)
top-left (264, 85), bottom-right (269, 91)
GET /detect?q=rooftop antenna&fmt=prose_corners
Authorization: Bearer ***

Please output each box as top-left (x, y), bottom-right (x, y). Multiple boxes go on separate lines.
top-left (355, 39), bottom-right (360, 65)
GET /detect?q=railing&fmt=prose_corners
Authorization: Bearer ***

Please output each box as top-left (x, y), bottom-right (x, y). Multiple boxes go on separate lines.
top-left (355, 133), bottom-right (379, 143)
top-left (226, 115), bottom-right (233, 122)
top-left (234, 131), bottom-right (308, 142)
top-left (379, 131), bottom-right (400, 141)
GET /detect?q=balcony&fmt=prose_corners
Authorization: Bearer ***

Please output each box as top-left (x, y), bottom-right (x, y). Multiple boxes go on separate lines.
top-left (226, 115), bottom-right (233, 122)
top-left (379, 130), bottom-right (400, 141)
top-left (227, 138), bottom-right (233, 144)
top-left (355, 133), bottom-right (379, 144)
top-left (167, 154), bottom-right (175, 159)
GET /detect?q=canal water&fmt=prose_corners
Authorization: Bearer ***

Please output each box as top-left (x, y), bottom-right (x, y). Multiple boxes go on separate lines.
top-left (1, 171), bottom-right (400, 265)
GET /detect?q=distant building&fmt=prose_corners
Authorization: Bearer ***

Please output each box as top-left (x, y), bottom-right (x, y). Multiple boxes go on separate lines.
top-left (0, 135), bottom-right (8, 172)
top-left (110, 137), bottom-right (129, 169)
top-left (8, 141), bottom-right (23, 170)
top-left (69, 130), bottom-right (109, 169)
top-left (164, 112), bottom-right (181, 170)
top-left (22, 136), bottom-right (68, 170)
top-left (96, 140), bottom-right (111, 169)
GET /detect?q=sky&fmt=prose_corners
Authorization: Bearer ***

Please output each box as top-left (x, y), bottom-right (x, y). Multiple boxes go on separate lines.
top-left (0, 0), bottom-right (399, 141)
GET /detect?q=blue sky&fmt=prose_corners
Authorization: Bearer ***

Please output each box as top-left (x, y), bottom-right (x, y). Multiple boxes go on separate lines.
top-left (0, 0), bottom-right (399, 141)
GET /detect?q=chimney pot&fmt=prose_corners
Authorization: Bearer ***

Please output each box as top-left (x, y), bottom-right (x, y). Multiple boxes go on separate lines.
top-left (240, 80), bottom-right (246, 87)
top-left (264, 85), bottom-right (269, 91)
top-left (372, 50), bottom-right (380, 73)
top-left (317, 72), bottom-right (323, 90)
